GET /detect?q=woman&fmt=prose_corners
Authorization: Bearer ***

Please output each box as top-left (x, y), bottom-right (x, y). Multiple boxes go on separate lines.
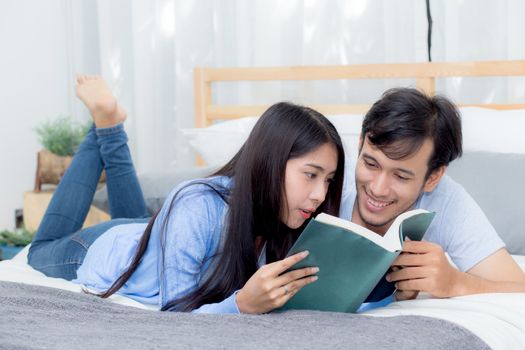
top-left (28, 75), bottom-right (345, 314)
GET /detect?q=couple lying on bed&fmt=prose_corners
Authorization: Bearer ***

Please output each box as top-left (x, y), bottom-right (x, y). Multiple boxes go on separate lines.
top-left (27, 76), bottom-right (525, 314)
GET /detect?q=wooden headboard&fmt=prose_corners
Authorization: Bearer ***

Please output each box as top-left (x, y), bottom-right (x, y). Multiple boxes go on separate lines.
top-left (194, 60), bottom-right (525, 128)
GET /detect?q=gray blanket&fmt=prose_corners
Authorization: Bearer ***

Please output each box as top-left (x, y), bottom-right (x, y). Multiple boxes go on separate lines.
top-left (0, 281), bottom-right (489, 350)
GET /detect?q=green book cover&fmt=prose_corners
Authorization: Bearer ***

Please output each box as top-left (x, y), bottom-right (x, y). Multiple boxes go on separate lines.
top-left (279, 209), bottom-right (435, 313)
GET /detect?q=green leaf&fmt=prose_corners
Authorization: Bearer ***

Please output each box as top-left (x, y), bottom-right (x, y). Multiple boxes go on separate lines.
top-left (0, 227), bottom-right (35, 247)
top-left (35, 116), bottom-right (91, 156)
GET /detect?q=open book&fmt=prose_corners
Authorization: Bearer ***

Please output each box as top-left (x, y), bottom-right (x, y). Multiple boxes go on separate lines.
top-left (280, 209), bottom-right (435, 313)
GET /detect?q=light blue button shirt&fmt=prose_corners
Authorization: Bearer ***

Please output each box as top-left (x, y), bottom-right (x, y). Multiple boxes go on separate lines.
top-left (75, 176), bottom-right (239, 313)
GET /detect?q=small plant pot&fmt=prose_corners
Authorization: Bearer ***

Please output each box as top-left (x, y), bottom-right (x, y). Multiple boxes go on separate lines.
top-left (34, 150), bottom-right (72, 192)
top-left (34, 150), bottom-right (105, 192)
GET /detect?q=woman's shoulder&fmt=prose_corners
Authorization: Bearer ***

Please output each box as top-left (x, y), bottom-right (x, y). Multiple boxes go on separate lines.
top-left (162, 175), bottom-right (232, 213)
top-left (173, 175), bottom-right (231, 198)
top-left (156, 176), bottom-right (231, 240)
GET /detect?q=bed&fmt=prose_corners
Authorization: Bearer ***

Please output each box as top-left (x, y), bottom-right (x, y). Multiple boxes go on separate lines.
top-left (2, 60), bottom-right (525, 349)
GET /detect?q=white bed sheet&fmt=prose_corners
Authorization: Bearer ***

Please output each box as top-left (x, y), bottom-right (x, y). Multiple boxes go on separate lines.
top-left (1, 247), bottom-right (524, 349)
top-left (365, 292), bottom-right (525, 349)
top-left (0, 246), bottom-right (156, 310)
top-left (363, 254), bottom-right (525, 349)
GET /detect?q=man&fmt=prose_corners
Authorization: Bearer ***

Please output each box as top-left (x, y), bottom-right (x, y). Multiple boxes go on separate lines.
top-left (340, 88), bottom-right (525, 305)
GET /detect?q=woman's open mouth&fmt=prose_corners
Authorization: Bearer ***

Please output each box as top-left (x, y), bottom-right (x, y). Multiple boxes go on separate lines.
top-left (299, 209), bottom-right (314, 219)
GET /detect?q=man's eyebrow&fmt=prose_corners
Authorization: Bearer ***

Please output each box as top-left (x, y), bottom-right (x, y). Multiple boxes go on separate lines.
top-left (305, 163), bottom-right (336, 175)
top-left (361, 153), bottom-right (415, 177)
top-left (395, 168), bottom-right (415, 177)
top-left (362, 153), bottom-right (376, 162)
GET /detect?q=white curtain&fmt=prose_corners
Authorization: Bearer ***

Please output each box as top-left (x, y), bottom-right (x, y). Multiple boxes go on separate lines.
top-left (432, 0), bottom-right (525, 104)
top-left (66, 0), bottom-right (524, 173)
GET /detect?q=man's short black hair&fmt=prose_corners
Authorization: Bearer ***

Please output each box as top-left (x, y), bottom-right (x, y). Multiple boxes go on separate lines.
top-left (361, 87), bottom-right (462, 178)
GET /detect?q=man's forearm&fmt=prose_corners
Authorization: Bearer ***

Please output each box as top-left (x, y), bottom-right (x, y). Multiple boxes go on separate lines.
top-left (453, 271), bottom-right (525, 296)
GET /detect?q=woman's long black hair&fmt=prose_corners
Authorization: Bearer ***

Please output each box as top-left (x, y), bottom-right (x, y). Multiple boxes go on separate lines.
top-left (98, 102), bottom-right (345, 312)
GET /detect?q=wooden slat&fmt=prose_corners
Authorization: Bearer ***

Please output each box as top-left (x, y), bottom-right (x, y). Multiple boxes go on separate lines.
top-left (416, 77), bottom-right (436, 95)
top-left (200, 61), bottom-right (525, 82)
top-left (194, 68), bottom-right (213, 165)
top-left (204, 103), bottom-right (525, 123)
top-left (460, 104), bottom-right (525, 110)
top-left (205, 104), bottom-right (371, 121)
top-left (194, 68), bottom-right (213, 128)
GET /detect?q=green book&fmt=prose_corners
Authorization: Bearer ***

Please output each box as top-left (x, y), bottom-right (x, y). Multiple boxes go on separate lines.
top-left (280, 209), bottom-right (435, 313)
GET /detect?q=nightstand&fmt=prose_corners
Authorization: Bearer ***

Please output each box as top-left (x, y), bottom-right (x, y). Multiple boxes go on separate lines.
top-left (23, 190), bottom-right (111, 232)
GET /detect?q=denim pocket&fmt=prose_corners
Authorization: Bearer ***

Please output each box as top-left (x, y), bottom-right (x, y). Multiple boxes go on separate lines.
top-left (70, 224), bottom-right (109, 250)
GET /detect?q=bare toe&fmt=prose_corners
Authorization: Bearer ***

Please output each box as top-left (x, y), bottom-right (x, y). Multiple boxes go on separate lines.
top-left (75, 76), bottom-right (126, 128)
top-left (76, 74), bottom-right (86, 84)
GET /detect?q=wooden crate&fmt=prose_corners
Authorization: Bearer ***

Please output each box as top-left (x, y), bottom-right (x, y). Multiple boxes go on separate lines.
top-left (23, 190), bottom-right (111, 232)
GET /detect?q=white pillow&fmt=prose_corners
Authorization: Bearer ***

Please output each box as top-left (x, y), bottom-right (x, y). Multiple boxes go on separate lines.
top-left (326, 114), bottom-right (364, 160)
top-left (181, 117), bottom-right (259, 166)
top-left (181, 107), bottom-right (525, 166)
top-left (460, 107), bottom-right (525, 154)
top-left (181, 114), bottom-right (363, 166)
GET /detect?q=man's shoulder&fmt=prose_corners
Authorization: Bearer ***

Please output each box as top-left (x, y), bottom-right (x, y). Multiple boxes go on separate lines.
top-left (421, 173), bottom-right (505, 271)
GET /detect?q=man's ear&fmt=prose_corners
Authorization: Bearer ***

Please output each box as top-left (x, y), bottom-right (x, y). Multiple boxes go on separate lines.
top-left (423, 166), bottom-right (446, 192)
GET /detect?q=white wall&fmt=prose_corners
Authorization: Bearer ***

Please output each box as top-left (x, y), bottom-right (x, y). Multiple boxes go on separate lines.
top-left (0, 1), bottom-right (99, 230)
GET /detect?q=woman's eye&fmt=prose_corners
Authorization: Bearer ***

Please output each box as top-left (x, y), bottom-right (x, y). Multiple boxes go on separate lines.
top-left (305, 172), bottom-right (317, 179)
top-left (326, 177), bottom-right (335, 184)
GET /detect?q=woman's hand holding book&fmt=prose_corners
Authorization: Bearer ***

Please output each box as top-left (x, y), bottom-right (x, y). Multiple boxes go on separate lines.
top-left (236, 251), bottom-right (319, 314)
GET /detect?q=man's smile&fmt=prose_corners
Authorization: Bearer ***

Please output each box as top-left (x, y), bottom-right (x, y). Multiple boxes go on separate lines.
top-left (364, 191), bottom-right (395, 211)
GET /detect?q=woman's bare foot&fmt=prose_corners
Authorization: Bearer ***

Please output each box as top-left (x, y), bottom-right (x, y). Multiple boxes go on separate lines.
top-left (75, 75), bottom-right (127, 128)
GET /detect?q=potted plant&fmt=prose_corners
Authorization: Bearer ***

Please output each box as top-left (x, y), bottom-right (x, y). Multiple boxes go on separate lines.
top-left (0, 228), bottom-right (34, 260)
top-left (34, 116), bottom-right (99, 192)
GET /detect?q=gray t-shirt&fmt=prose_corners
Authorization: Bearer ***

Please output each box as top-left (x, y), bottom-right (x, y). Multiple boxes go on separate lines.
top-left (340, 156), bottom-right (505, 272)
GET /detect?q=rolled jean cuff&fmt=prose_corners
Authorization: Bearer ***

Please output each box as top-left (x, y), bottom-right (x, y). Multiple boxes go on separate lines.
top-left (95, 123), bottom-right (125, 137)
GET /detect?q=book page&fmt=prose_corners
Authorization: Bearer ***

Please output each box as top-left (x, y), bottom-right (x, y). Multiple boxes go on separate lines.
top-left (315, 213), bottom-right (399, 252)
top-left (382, 209), bottom-right (431, 244)
top-left (316, 209), bottom-right (430, 252)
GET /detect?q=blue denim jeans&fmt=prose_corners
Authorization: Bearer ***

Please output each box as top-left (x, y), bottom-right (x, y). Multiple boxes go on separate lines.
top-left (28, 124), bottom-right (150, 280)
